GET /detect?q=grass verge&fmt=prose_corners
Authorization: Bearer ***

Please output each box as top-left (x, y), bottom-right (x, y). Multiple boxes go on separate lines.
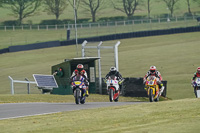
top-left (0, 98), bottom-right (199, 133)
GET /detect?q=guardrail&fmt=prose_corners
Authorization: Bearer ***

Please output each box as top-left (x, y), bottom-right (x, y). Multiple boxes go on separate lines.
top-left (8, 76), bottom-right (36, 95)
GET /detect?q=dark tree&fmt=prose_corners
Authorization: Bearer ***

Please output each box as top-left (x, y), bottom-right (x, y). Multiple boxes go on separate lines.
top-left (44, 0), bottom-right (67, 20)
top-left (81, 0), bottom-right (104, 22)
top-left (186, 0), bottom-right (192, 15)
top-left (163, 0), bottom-right (180, 17)
top-left (112, 0), bottom-right (142, 18)
top-left (147, 0), bottom-right (151, 18)
top-left (1, 0), bottom-right (41, 25)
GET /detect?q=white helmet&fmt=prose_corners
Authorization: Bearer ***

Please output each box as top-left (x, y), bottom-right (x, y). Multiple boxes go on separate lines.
top-left (150, 66), bottom-right (156, 74)
top-left (110, 67), bottom-right (117, 74)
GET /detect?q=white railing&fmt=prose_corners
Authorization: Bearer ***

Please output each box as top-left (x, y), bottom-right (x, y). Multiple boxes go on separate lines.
top-left (0, 16), bottom-right (198, 31)
top-left (8, 76), bottom-right (36, 95)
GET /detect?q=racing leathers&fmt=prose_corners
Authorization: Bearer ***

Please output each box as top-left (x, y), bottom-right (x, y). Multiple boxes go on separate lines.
top-left (191, 72), bottom-right (200, 92)
top-left (70, 69), bottom-right (89, 96)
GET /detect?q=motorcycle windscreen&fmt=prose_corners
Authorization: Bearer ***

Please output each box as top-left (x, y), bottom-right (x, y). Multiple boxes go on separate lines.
top-left (197, 90), bottom-right (200, 98)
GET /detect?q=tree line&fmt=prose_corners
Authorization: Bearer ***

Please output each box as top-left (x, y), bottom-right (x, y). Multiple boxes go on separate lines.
top-left (0, 0), bottom-right (199, 25)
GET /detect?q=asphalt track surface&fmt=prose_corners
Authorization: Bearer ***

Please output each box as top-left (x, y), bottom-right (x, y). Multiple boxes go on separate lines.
top-left (0, 102), bottom-right (144, 120)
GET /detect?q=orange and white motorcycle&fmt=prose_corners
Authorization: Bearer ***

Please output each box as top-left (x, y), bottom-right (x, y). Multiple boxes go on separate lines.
top-left (145, 76), bottom-right (160, 102)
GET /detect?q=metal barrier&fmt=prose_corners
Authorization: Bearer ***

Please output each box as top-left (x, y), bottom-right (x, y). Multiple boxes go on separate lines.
top-left (8, 76), bottom-right (36, 95)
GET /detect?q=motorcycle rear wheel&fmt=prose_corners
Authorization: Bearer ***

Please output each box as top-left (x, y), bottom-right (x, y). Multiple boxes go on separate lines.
top-left (194, 87), bottom-right (198, 98)
top-left (154, 96), bottom-right (159, 102)
top-left (114, 97), bottom-right (119, 102)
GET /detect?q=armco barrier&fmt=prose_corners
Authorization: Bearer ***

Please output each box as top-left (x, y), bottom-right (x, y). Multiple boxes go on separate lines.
top-left (1, 26), bottom-right (200, 54)
top-left (9, 41), bottom-right (60, 52)
top-left (0, 48), bottom-right (9, 54)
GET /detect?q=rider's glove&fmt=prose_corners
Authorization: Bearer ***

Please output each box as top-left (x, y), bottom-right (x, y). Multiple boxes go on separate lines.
top-left (119, 79), bottom-right (124, 85)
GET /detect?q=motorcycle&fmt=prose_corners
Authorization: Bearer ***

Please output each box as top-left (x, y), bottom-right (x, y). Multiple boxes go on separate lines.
top-left (71, 75), bottom-right (87, 104)
top-left (193, 77), bottom-right (200, 98)
top-left (105, 76), bottom-right (123, 102)
top-left (145, 76), bottom-right (160, 102)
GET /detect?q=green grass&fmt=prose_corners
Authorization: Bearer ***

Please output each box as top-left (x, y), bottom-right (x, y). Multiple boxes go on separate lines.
top-left (0, 98), bottom-right (199, 133)
top-left (0, 32), bottom-right (200, 100)
top-left (0, 19), bottom-right (198, 49)
top-left (0, 1), bottom-right (199, 49)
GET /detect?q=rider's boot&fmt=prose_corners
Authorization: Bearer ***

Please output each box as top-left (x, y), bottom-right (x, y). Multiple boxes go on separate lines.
top-left (159, 84), bottom-right (164, 96)
top-left (119, 85), bottom-right (122, 95)
top-left (86, 87), bottom-right (89, 97)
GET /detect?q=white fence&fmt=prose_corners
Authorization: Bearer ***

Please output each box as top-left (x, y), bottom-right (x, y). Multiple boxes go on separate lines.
top-left (0, 16), bottom-right (198, 31)
top-left (8, 76), bottom-right (36, 95)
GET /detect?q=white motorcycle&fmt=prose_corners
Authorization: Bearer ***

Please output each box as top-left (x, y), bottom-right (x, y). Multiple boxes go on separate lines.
top-left (193, 77), bottom-right (200, 98)
top-left (105, 76), bottom-right (121, 102)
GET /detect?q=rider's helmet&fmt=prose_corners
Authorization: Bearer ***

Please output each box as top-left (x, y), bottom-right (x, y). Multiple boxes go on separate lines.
top-left (110, 66), bottom-right (117, 74)
top-left (150, 66), bottom-right (156, 74)
top-left (197, 67), bottom-right (200, 74)
top-left (77, 64), bottom-right (84, 72)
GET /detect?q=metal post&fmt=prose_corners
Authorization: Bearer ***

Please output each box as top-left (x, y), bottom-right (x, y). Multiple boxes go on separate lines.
top-left (25, 78), bottom-right (30, 94)
top-left (81, 40), bottom-right (88, 57)
top-left (98, 41), bottom-right (103, 94)
top-left (73, 0), bottom-right (78, 57)
top-left (114, 41), bottom-right (121, 71)
top-left (8, 76), bottom-right (14, 95)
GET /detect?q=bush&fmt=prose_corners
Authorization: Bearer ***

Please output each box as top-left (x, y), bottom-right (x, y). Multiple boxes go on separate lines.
top-left (3, 20), bottom-right (20, 26)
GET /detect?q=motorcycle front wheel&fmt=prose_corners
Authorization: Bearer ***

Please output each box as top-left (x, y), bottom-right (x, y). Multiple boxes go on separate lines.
top-left (149, 89), bottom-right (154, 102)
top-left (75, 89), bottom-right (81, 104)
top-left (109, 89), bottom-right (114, 102)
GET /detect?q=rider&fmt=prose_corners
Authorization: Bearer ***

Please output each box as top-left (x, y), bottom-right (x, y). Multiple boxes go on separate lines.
top-left (191, 67), bottom-right (200, 92)
top-left (105, 66), bottom-right (124, 93)
top-left (70, 64), bottom-right (89, 96)
top-left (143, 66), bottom-right (164, 96)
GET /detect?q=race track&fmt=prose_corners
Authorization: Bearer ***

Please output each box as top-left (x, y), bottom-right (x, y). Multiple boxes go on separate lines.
top-left (0, 102), bottom-right (144, 120)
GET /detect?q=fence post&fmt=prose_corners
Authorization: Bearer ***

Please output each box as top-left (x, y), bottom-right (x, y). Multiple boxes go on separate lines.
top-left (13, 25), bottom-right (15, 31)
top-left (38, 25), bottom-right (39, 30)
top-left (8, 76), bottom-right (14, 95)
top-left (25, 78), bottom-right (30, 94)
top-left (46, 25), bottom-right (48, 30)
top-left (4, 26), bottom-right (6, 31)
